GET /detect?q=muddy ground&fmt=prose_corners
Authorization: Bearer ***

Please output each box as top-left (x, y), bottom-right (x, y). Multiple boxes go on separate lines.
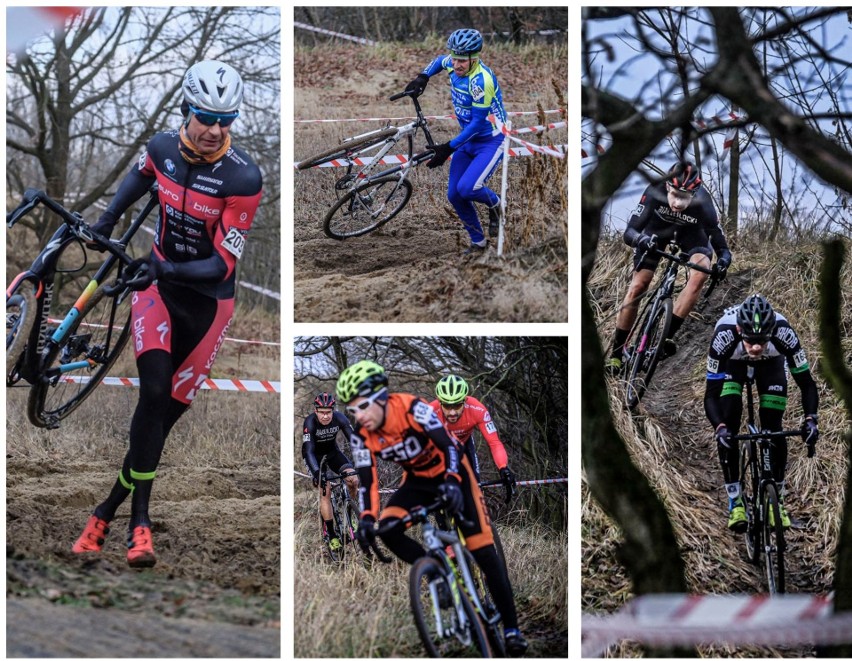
top-left (293, 45), bottom-right (568, 323)
top-left (6, 353), bottom-right (280, 657)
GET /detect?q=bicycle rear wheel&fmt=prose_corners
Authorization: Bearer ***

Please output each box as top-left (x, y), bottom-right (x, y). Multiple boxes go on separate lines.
top-left (410, 556), bottom-right (491, 658)
top-left (625, 297), bottom-right (673, 409)
top-left (297, 127), bottom-right (398, 170)
top-left (27, 282), bottom-right (131, 429)
top-left (323, 175), bottom-right (413, 240)
top-left (763, 483), bottom-right (786, 594)
top-left (6, 284), bottom-right (38, 384)
top-left (740, 443), bottom-right (760, 564)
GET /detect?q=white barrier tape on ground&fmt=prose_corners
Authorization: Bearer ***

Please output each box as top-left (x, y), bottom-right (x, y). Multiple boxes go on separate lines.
top-left (59, 375), bottom-right (280, 393)
top-left (582, 593), bottom-right (852, 656)
top-left (295, 144), bottom-right (567, 169)
top-left (509, 121), bottom-right (567, 135)
top-left (295, 109), bottom-right (564, 124)
top-left (46, 318), bottom-right (278, 347)
top-left (294, 21), bottom-right (377, 46)
top-left (136, 225), bottom-right (280, 301)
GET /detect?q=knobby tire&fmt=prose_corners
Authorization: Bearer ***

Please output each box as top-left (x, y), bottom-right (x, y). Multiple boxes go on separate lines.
top-left (740, 443), bottom-right (760, 564)
top-left (625, 297), bottom-right (673, 409)
top-left (462, 546), bottom-right (506, 658)
top-left (297, 127), bottom-right (398, 170)
top-left (323, 175), bottom-right (413, 240)
top-left (6, 285), bottom-right (38, 384)
top-left (409, 556), bottom-right (491, 658)
top-left (763, 483), bottom-right (786, 594)
top-left (27, 280), bottom-right (131, 429)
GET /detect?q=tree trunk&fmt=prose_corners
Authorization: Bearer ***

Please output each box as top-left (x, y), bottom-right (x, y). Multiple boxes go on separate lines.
top-left (727, 104), bottom-right (740, 243)
top-left (819, 240), bottom-right (852, 657)
top-left (768, 134), bottom-right (783, 240)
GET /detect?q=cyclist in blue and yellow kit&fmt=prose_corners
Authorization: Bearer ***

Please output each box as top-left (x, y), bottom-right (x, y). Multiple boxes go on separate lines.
top-left (405, 28), bottom-right (507, 255)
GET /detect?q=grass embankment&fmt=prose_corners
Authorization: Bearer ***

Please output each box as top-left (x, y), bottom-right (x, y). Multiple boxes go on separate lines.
top-left (583, 235), bottom-right (852, 656)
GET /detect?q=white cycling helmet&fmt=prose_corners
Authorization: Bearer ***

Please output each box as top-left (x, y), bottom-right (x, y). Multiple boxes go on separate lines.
top-left (183, 60), bottom-right (244, 113)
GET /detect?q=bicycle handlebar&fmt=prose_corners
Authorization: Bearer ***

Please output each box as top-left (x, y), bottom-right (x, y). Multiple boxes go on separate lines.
top-left (730, 428), bottom-right (816, 458)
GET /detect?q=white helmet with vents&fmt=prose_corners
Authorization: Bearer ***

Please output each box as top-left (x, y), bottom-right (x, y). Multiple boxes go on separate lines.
top-left (183, 60), bottom-right (243, 113)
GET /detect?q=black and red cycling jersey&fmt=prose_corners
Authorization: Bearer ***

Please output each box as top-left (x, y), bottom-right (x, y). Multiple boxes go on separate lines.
top-left (349, 393), bottom-right (461, 519)
top-left (302, 411), bottom-right (356, 479)
top-left (103, 130), bottom-right (262, 299)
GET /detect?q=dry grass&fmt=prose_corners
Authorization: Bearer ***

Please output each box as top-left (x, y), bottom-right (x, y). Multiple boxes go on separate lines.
top-left (293, 483), bottom-right (568, 657)
top-left (583, 235), bottom-right (852, 657)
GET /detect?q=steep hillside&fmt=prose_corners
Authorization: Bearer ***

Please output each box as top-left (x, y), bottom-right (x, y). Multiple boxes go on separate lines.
top-left (583, 236), bottom-right (852, 656)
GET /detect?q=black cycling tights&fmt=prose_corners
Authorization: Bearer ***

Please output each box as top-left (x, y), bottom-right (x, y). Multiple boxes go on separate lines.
top-left (94, 350), bottom-right (189, 528)
top-left (380, 526), bottom-right (519, 630)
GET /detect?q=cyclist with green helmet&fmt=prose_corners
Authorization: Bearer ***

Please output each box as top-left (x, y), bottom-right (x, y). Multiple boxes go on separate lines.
top-left (337, 360), bottom-right (529, 656)
top-left (431, 374), bottom-right (517, 501)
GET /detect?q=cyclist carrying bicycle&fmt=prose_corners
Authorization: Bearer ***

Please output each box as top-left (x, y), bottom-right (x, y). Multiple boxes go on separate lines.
top-left (606, 162), bottom-right (732, 373)
top-left (72, 60), bottom-right (262, 567)
top-left (704, 294), bottom-right (819, 532)
top-left (404, 28), bottom-right (506, 255)
top-left (302, 392), bottom-right (360, 555)
top-left (430, 374), bottom-right (517, 500)
top-left (337, 360), bottom-right (528, 656)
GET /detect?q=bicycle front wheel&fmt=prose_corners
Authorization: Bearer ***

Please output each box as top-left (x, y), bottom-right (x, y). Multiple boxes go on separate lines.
top-left (625, 297), bottom-right (673, 409)
top-left (297, 127), bottom-right (398, 170)
top-left (462, 546), bottom-right (505, 657)
top-left (410, 556), bottom-right (492, 658)
top-left (27, 282), bottom-right (131, 429)
top-left (763, 483), bottom-right (786, 594)
top-left (6, 284), bottom-right (38, 384)
top-left (323, 175), bottom-right (413, 240)
top-left (740, 443), bottom-right (760, 564)
top-left (340, 495), bottom-right (361, 552)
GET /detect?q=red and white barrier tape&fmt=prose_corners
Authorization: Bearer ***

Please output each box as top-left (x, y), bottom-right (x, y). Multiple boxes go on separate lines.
top-left (295, 144), bottom-right (566, 169)
top-left (582, 593), bottom-right (852, 656)
top-left (60, 375), bottom-right (280, 393)
top-left (294, 21), bottom-right (377, 46)
top-left (295, 109), bottom-right (564, 125)
top-left (490, 114), bottom-right (566, 159)
top-left (47, 318), bottom-right (278, 348)
top-left (510, 121), bottom-right (566, 135)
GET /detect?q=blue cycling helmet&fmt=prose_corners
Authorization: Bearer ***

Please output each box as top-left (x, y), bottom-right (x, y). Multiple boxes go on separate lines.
top-left (447, 29), bottom-right (483, 56)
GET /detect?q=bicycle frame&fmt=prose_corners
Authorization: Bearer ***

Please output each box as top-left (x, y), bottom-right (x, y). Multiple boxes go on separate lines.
top-left (7, 189), bottom-right (157, 387)
top-left (333, 93), bottom-right (437, 188)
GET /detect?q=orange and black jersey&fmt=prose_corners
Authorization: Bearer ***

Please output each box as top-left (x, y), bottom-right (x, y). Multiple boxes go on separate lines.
top-left (350, 393), bottom-right (461, 519)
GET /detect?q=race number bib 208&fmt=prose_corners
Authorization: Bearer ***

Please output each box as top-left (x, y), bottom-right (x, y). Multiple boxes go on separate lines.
top-left (221, 227), bottom-right (246, 258)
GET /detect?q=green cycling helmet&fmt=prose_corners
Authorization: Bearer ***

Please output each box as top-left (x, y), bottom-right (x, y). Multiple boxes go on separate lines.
top-left (435, 374), bottom-right (469, 405)
top-left (336, 360), bottom-right (388, 404)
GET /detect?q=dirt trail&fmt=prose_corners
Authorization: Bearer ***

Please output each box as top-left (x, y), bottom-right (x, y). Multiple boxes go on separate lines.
top-left (7, 457), bottom-right (280, 657)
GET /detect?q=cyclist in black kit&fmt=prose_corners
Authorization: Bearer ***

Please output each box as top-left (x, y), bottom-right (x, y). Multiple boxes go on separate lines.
top-left (606, 162), bottom-right (732, 373)
top-left (302, 392), bottom-right (360, 554)
top-left (704, 294), bottom-right (819, 531)
top-left (72, 60), bottom-right (263, 568)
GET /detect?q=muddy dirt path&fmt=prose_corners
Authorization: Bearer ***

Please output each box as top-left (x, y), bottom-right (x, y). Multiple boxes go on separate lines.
top-left (7, 453), bottom-right (280, 657)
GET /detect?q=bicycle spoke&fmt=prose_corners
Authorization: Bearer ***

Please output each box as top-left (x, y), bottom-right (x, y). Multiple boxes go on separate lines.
top-left (324, 176), bottom-right (412, 239)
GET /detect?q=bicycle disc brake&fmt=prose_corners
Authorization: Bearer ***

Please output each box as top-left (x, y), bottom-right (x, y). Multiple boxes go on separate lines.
top-left (335, 173), bottom-right (356, 190)
top-left (59, 333), bottom-right (105, 366)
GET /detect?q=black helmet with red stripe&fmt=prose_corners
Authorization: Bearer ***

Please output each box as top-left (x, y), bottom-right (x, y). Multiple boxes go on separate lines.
top-left (313, 392), bottom-right (336, 409)
top-left (667, 161), bottom-right (702, 192)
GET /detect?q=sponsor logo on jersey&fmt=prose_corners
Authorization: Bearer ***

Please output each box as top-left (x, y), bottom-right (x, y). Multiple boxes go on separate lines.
top-left (192, 201), bottom-right (221, 217)
top-left (158, 182), bottom-right (180, 203)
top-left (197, 175), bottom-right (223, 185)
top-left (212, 161), bottom-right (223, 174)
top-left (776, 326), bottom-right (797, 349)
top-left (239, 212), bottom-right (249, 224)
top-left (192, 184), bottom-right (218, 194)
top-left (379, 436), bottom-right (424, 462)
top-left (656, 205), bottom-right (699, 225)
top-left (712, 329), bottom-right (735, 356)
top-left (165, 159), bottom-right (176, 176)
top-left (768, 384), bottom-right (784, 392)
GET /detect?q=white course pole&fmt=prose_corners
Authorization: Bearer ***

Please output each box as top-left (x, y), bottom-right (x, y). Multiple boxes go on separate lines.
top-left (497, 120), bottom-right (510, 257)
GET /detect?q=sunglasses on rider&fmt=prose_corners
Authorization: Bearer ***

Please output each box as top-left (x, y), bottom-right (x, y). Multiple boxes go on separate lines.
top-left (345, 389), bottom-right (385, 415)
top-left (441, 401), bottom-right (465, 411)
top-left (743, 335), bottom-right (771, 346)
top-left (188, 103), bottom-right (239, 127)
